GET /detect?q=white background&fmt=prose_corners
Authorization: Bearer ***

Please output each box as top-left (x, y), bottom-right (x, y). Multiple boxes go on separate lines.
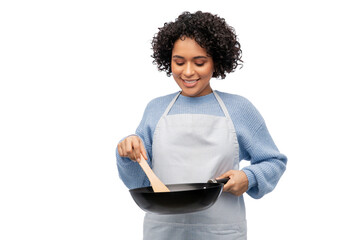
top-left (1, 0), bottom-right (359, 239)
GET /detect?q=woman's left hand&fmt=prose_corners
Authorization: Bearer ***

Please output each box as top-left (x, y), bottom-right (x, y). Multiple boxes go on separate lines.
top-left (217, 170), bottom-right (249, 196)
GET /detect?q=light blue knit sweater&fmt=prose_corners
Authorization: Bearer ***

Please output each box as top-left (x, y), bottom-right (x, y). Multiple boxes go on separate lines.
top-left (116, 90), bottom-right (287, 199)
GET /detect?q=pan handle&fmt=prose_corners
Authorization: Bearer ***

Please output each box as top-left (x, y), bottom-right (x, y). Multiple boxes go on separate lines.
top-left (207, 177), bottom-right (230, 184)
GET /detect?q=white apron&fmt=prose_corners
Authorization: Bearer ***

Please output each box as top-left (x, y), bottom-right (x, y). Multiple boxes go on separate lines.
top-left (143, 91), bottom-right (247, 240)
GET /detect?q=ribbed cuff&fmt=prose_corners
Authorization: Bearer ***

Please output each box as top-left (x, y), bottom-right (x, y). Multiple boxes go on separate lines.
top-left (242, 169), bottom-right (257, 191)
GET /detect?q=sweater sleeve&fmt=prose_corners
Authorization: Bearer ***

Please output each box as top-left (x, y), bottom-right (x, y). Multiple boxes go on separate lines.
top-left (242, 121), bottom-right (287, 199)
top-left (115, 107), bottom-right (153, 189)
top-left (218, 91), bottom-right (287, 199)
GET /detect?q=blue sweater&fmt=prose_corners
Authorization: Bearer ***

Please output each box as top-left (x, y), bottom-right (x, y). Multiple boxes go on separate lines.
top-left (116, 90), bottom-right (287, 199)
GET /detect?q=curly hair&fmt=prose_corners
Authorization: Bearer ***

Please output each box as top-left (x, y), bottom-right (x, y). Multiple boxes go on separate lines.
top-left (151, 11), bottom-right (243, 79)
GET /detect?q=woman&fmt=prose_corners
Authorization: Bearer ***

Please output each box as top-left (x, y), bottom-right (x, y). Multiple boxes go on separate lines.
top-left (116, 11), bottom-right (287, 239)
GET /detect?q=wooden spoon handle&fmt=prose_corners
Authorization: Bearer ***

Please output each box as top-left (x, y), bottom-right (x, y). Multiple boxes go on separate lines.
top-left (138, 155), bottom-right (170, 192)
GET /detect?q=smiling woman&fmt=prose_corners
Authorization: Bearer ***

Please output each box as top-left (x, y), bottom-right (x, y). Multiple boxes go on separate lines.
top-left (116, 11), bottom-right (287, 240)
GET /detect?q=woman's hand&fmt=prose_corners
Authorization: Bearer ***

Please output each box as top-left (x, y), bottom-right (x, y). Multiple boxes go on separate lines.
top-left (217, 170), bottom-right (249, 196)
top-left (117, 135), bottom-right (147, 163)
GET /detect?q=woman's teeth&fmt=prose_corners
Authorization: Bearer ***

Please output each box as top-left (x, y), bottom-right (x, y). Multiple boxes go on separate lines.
top-left (184, 80), bottom-right (197, 83)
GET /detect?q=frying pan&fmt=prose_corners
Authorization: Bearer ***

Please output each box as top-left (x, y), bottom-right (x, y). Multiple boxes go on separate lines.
top-left (129, 178), bottom-right (229, 214)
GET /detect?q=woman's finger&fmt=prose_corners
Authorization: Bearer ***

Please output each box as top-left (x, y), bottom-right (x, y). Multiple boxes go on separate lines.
top-left (139, 140), bottom-right (148, 160)
top-left (216, 170), bottom-right (234, 180)
top-left (132, 139), bottom-right (141, 162)
top-left (217, 170), bottom-right (236, 192)
top-left (223, 177), bottom-right (236, 192)
top-left (119, 142), bottom-right (127, 157)
top-left (124, 138), bottom-right (136, 161)
top-left (117, 143), bottom-right (123, 156)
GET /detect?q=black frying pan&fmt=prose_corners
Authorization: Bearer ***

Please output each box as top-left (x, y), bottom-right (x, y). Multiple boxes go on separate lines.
top-left (129, 178), bottom-right (229, 214)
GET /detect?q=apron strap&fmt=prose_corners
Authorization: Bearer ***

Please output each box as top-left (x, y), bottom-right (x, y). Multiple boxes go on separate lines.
top-left (213, 91), bottom-right (237, 133)
top-left (163, 91), bottom-right (181, 116)
top-left (213, 91), bottom-right (231, 119)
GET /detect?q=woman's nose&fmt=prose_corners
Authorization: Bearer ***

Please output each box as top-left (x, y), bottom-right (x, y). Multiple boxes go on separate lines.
top-left (183, 63), bottom-right (195, 77)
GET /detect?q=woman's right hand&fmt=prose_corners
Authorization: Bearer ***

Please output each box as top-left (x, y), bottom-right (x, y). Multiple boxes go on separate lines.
top-left (117, 135), bottom-right (148, 163)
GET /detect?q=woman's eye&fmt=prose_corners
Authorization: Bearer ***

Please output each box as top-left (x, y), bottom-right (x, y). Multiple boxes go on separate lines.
top-left (195, 63), bottom-right (204, 67)
top-left (175, 62), bottom-right (184, 66)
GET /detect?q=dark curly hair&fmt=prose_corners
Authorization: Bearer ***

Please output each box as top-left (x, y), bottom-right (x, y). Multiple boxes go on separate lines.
top-left (151, 11), bottom-right (243, 79)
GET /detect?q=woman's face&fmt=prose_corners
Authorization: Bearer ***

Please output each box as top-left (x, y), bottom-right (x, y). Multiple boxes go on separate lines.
top-left (171, 37), bottom-right (214, 97)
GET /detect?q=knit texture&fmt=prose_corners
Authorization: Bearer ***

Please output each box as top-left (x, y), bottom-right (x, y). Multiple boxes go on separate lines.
top-left (116, 90), bottom-right (287, 199)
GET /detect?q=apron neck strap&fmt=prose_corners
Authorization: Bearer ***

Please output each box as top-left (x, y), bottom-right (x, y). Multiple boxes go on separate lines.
top-left (163, 91), bottom-right (181, 116)
top-left (213, 90), bottom-right (231, 119)
top-left (162, 90), bottom-right (231, 119)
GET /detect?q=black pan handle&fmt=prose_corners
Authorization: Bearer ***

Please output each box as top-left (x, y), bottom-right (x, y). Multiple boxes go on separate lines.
top-left (207, 177), bottom-right (230, 184)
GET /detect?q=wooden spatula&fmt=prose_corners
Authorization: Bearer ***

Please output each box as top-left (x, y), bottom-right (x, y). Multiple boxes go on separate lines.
top-left (138, 154), bottom-right (170, 192)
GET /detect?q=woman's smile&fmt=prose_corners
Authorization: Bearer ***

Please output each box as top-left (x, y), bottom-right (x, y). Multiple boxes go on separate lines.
top-left (181, 77), bottom-right (200, 87)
